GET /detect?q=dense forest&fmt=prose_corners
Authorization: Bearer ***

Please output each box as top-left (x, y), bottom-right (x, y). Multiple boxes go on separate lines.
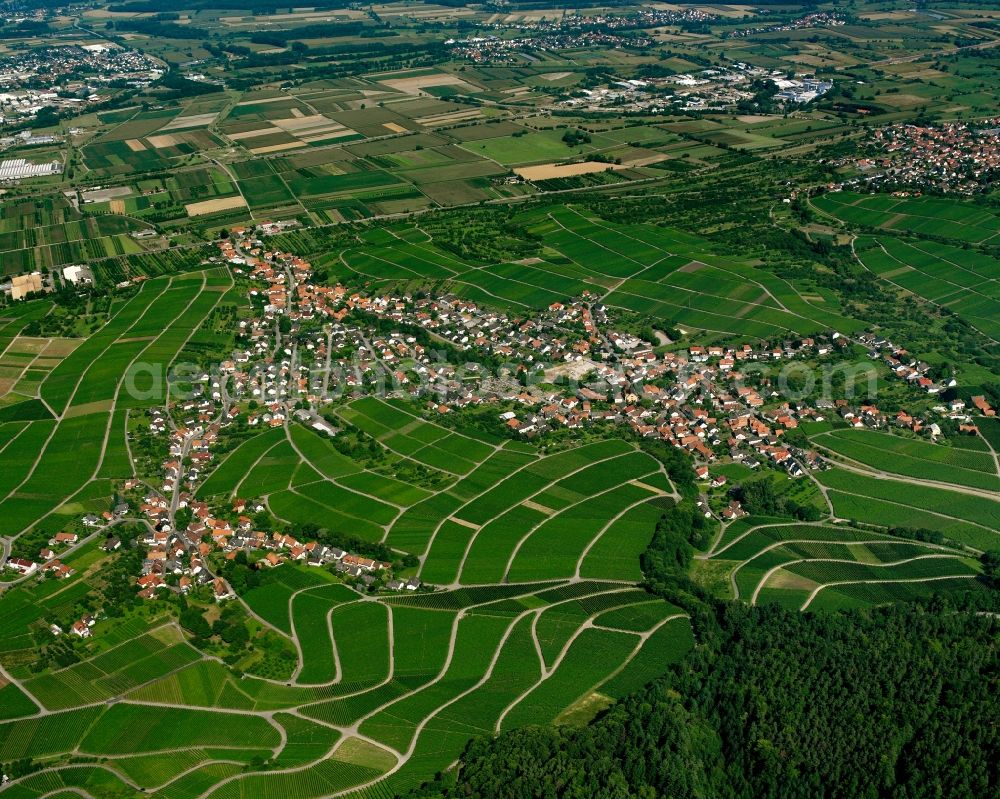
top-left (410, 593), bottom-right (999, 799)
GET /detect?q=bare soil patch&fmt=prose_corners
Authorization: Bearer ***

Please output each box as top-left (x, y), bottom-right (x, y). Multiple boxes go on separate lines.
top-left (249, 142), bottom-right (306, 154)
top-left (161, 112), bottom-right (218, 131)
top-left (766, 568), bottom-right (821, 592)
top-left (42, 339), bottom-right (83, 357)
top-left (544, 358), bottom-right (600, 382)
top-left (621, 153), bottom-right (670, 167)
top-left (515, 161), bottom-right (613, 181)
top-left (6, 337), bottom-right (49, 354)
top-left (554, 692), bottom-right (614, 727)
top-left (416, 109), bottom-right (481, 126)
top-left (82, 186), bottom-right (131, 202)
top-left (186, 196), bottom-right (249, 216)
top-left (227, 127), bottom-right (279, 141)
top-left (146, 134), bottom-right (178, 148)
top-left (272, 114), bottom-right (337, 132)
top-left (380, 73), bottom-right (470, 94)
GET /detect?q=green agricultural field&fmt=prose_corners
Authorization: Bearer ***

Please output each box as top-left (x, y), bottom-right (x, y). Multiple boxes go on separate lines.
top-left (463, 129), bottom-right (609, 165)
top-left (332, 203), bottom-right (862, 337)
top-left (0, 567), bottom-right (690, 795)
top-left (853, 235), bottom-right (1000, 340)
top-left (811, 192), bottom-right (1000, 245)
top-left (500, 626), bottom-right (639, 729)
top-left (812, 429), bottom-right (1000, 492)
top-left (816, 468), bottom-right (1000, 550)
top-left (241, 566), bottom-right (337, 634)
top-left (700, 516), bottom-right (982, 606)
top-left (757, 556), bottom-right (981, 612)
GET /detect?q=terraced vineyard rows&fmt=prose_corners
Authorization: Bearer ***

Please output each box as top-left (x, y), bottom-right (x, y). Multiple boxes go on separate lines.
top-left (331, 205), bottom-right (864, 339)
top-left (0, 577), bottom-right (695, 799)
top-left (701, 519), bottom-right (989, 612)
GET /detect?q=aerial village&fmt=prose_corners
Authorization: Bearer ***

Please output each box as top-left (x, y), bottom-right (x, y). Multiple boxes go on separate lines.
top-left (10, 223), bottom-right (992, 612)
top-left (724, 10), bottom-right (846, 38)
top-left (207, 225), bottom-right (978, 497)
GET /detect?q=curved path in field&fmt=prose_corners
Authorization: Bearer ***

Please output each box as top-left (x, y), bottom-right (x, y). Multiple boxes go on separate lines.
top-left (749, 553), bottom-right (972, 606)
top-left (811, 438), bottom-right (1000, 501)
top-left (4, 578), bottom-right (679, 799)
top-left (799, 573), bottom-right (979, 612)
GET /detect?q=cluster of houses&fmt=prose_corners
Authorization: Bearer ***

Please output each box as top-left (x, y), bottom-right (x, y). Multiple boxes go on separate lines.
top-left (129, 481), bottom-right (419, 599)
top-left (1, 42), bottom-right (161, 90)
top-left (64, 222), bottom-right (983, 606)
top-left (7, 215), bottom-right (988, 610)
top-left (4, 530), bottom-right (85, 582)
top-left (852, 120), bottom-right (1000, 195)
top-left (220, 233), bottom-right (619, 403)
top-left (37, 531), bottom-right (80, 581)
top-left (836, 401), bottom-right (974, 439)
top-left (859, 332), bottom-right (952, 395)
top-left (124, 329), bottom-right (424, 597)
top-left (499, 346), bottom-right (833, 480)
top-left (725, 11), bottom-right (846, 38)
top-left (0, 43), bottom-right (162, 125)
top-left (209, 229), bottom-right (984, 490)
top-left (445, 32), bottom-right (654, 64)
top-left (445, 7), bottom-right (716, 63)
top-left (163, 415), bottom-right (224, 494)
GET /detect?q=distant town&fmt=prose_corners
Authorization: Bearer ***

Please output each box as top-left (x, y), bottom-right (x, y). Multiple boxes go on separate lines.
top-left (0, 43), bottom-right (161, 125)
top-left (847, 120), bottom-right (1000, 195)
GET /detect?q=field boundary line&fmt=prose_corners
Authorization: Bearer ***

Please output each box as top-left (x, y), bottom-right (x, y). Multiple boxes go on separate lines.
top-left (750, 553), bottom-right (972, 606)
top-left (800, 573), bottom-right (978, 611)
top-left (728, 536), bottom-right (964, 601)
top-left (449, 446), bottom-right (640, 585)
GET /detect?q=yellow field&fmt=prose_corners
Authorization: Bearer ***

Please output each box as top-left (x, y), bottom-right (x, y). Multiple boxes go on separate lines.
top-left (379, 73), bottom-right (474, 95)
top-left (146, 134), bottom-right (178, 148)
top-left (185, 196), bottom-right (248, 216)
top-left (515, 161), bottom-right (616, 180)
top-left (249, 142), bottom-right (306, 154)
